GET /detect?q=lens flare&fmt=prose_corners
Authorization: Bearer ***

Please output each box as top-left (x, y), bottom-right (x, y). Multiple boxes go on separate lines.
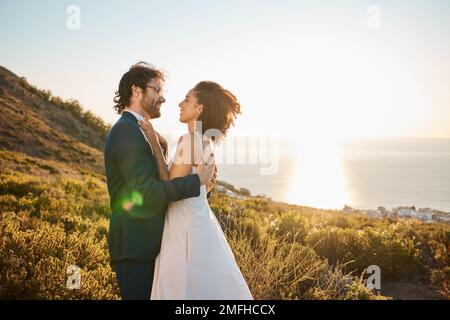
top-left (121, 191), bottom-right (144, 211)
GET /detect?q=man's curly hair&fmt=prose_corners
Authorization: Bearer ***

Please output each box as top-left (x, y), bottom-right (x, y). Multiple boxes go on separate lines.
top-left (113, 62), bottom-right (165, 114)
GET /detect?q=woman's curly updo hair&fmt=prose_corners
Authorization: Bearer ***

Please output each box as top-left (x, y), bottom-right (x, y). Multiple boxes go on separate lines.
top-left (193, 81), bottom-right (241, 142)
top-left (113, 62), bottom-right (165, 114)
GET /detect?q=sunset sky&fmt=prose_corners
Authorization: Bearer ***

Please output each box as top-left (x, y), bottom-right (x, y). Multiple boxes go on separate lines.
top-left (1, 0), bottom-right (449, 142)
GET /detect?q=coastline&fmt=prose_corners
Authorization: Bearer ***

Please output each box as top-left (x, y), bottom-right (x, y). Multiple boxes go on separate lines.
top-left (216, 180), bottom-right (450, 224)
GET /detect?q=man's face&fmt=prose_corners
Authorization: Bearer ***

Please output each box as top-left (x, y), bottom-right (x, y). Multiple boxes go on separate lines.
top-left (141, 78), bottom-right (166, 119)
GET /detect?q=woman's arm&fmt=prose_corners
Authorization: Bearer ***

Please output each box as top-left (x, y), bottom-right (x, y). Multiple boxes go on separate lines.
top-left (139, 121), bottom-right (203, 181)
top-left (169, 134), bottom-right (197, 180)
top-left (156, 132), bottom-right (168, 159)
top-left (138, 120), bottom-right (170, 181)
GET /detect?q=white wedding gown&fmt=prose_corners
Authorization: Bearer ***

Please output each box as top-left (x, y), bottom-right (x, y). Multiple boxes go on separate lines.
top-left (151, 133), bottom-right (253, 300)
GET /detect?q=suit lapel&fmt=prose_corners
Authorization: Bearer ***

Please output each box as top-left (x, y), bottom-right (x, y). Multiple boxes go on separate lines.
top-left (120, 112), bottom-right (158, 174)
top-left (138, 127), bottom-right (155, 156)
top-left (121, 112), bottom-right (154, 154)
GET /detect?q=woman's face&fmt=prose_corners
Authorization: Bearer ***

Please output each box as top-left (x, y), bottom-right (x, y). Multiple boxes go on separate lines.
top-left (178, 89), bottom-right (203, 123)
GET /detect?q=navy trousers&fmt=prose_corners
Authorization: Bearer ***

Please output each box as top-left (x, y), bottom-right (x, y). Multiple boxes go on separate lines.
top-left (113, 259), bottom-right (155, 300)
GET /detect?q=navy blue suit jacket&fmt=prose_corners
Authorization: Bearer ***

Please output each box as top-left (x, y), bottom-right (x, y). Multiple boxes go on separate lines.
top-left (104, 111), bottom-right (201, 262)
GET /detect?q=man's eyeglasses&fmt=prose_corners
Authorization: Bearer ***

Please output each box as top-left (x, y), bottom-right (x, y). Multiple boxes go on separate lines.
top-left (145, 85), bottom-right (163, 95)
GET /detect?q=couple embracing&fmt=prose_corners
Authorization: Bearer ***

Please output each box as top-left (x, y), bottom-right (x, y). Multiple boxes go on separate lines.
top-left (104, 62), bottom-right (253, 300)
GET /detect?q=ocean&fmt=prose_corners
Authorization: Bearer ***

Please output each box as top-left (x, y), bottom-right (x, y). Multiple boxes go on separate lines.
top-left (214, 137), bottom-right (450, 212)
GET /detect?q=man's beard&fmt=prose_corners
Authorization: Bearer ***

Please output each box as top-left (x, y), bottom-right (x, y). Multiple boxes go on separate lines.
top-left (143, 98), bottom-right (161, 119)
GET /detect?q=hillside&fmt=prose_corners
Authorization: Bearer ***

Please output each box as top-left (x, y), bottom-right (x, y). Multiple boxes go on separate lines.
top-left (0, 66), bottom-right (108, 175)
top-left (0, 66), bottom-right (448, 300)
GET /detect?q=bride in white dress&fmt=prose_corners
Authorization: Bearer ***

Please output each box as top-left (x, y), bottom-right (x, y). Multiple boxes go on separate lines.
top-left (139, 81), bottom-right (253, 300)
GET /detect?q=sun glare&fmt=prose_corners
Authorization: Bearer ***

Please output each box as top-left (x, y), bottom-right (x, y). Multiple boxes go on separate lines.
top-left (286, 137), bottom-right (351, 209)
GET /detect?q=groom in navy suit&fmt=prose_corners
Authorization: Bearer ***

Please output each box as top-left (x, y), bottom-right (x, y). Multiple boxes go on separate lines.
top-left (104, 62), bottom-right (214, 299)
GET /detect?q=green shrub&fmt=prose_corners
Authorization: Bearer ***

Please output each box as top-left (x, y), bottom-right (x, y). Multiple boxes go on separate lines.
top-left (274, 210), bottom-right (310, 243)
top-left (306, 226), bottom-right (423, 280)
